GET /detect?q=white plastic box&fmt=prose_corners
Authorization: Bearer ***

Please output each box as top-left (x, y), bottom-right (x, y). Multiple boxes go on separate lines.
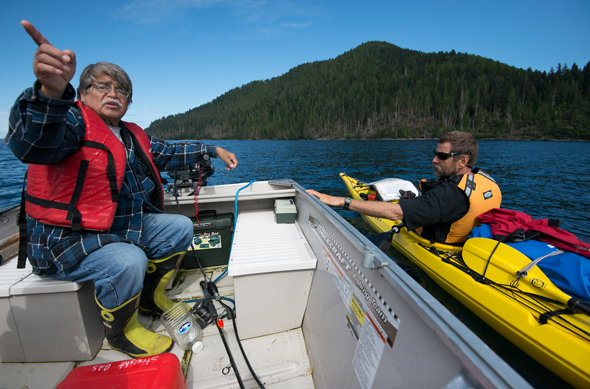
top-left (0, 261), bottom-right (104, 362)
top-left (228, 209), bottom-right (317, 340)
top-left (0, 264), bottom-right (32, 362)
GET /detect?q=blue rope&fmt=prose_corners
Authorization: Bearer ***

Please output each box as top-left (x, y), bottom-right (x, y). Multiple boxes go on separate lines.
top-left (213, 179), bottom-right (256, 284)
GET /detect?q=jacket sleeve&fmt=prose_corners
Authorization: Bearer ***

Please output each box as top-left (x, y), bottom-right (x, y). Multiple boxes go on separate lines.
top-left (399, 182), bottom-right (469, 231)
top-left (147, 133), bottom-right (217, 172)
top-left (4, 81), bottom-right (85, 165)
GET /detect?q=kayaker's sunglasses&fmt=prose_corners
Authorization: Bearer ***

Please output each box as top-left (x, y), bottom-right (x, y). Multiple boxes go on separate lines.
top-left (433, 150), bottom-right (463, 160)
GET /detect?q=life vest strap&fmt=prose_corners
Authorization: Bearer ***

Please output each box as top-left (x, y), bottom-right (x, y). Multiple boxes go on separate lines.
top-left (463, 174), bottom-right (476, 197)
top-left (66, 159), bottom-right (89, 232)
top-left (17, 171), bottom-right (29, 269)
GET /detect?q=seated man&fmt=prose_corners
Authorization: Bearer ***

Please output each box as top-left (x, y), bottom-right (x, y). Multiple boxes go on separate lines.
top-left (307, 131), bottom-right (502, 245)
top-left (5, 21), bottom-right (238, 358)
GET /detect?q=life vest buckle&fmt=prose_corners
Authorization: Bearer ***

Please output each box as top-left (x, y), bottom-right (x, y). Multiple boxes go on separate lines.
top-left (106, 165), bottom-right (117, 180)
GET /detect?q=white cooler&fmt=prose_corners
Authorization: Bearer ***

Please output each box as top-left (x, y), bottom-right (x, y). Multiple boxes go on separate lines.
top-left (0, 264), bottom-right (32, 362)
top-left (228, 209), bottom-right (317, 340)
top-left (0, 260), bottom-right (103, 362)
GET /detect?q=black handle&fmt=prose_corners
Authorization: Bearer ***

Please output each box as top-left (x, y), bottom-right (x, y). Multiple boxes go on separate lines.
top-left (199, 209), bottom-right (217, 218)
top-left (568, 298), bottom-right (590, 316)
top-left (200, 281), bottom-right (218, 319)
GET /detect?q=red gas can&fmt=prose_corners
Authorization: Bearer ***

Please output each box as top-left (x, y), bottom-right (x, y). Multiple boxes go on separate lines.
top-left (57, 353), bottom-right (188, 389)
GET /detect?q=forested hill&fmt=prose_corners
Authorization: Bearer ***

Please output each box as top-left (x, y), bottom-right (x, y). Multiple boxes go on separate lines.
top-left (146, 41), bottom-right (590, 140)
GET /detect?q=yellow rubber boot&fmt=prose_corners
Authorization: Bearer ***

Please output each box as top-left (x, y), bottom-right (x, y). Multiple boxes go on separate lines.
top-left (97, 292), bottom-right (173, 358)
top-left (139, 251), bottom-right (186, 316)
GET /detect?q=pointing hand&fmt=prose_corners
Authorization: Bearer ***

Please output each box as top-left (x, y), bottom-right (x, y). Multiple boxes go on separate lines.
top-left (21, 20), bottom-right (77, 98)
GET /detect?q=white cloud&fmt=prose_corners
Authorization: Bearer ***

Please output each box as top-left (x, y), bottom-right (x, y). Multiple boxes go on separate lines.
top-left (280, 22), bottom-right (311, 29)
top-left (111, 0), bottom-right (323, 30)
top-left (111, 0), bottom-right (227, 24)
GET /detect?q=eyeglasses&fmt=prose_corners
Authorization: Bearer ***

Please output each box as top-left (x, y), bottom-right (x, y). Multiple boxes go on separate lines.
top-left (91, 84), bottom-right (129, 99)
top-left (433, 149), bottom-right (463, 160)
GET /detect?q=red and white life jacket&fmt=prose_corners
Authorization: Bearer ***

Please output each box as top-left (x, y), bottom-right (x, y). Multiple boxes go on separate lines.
top-left (24, 102), bottom-right (163, 232)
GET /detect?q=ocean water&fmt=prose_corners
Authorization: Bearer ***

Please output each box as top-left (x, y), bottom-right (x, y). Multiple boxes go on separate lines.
top-left (0, 142), bottom-right (28, 212)
top-left (1, 139), bottom-right (589, 387)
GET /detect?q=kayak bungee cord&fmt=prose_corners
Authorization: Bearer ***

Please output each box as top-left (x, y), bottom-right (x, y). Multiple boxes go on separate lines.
top-left (490, 282), bottom-right (590, 339)
top-left (436, 247), bottom-right (590, 339)
top-left (429, 247), bottom-right (590, 340)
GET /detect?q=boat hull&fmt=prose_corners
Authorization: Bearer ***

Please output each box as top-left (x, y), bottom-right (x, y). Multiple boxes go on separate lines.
top-left (0, 179), bottom-right (533, 389)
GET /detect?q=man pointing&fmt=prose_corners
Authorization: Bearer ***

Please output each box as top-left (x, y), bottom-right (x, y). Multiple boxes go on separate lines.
top-left (6, 20), bottom-right (237, 358)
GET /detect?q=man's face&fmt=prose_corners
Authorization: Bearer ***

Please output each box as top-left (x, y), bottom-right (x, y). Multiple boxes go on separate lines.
top-left (432, 142), bottom-right (461, 178)
top-left (80, 74), bottom-right (128, 126)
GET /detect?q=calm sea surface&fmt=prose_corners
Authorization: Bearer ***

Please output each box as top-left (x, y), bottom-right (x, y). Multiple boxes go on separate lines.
top-left (1, 139), bottom-right (589, 387)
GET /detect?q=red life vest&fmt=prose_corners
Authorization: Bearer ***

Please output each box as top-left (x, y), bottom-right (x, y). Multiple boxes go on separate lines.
top-left (24, 102), bottom-right (163, 232)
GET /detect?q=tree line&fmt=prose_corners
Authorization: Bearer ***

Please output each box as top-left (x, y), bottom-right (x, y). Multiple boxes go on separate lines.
top-left (146, 41), bottom-right (590, 140)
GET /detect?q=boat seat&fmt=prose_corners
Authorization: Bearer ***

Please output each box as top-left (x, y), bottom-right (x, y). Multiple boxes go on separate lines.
top-left (0, 257), bottom-right (104, 363)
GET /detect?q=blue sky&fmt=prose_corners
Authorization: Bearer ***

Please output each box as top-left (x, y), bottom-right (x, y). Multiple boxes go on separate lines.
top-left (2, 0), bottom-right (589, 138)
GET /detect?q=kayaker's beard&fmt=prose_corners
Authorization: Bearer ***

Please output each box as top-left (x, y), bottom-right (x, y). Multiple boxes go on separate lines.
top-left (433, 163), bottom-right (458, 179)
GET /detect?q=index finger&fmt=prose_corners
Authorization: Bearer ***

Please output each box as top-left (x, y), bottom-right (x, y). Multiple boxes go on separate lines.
top-left (21, 20), bottom-right (51, 47)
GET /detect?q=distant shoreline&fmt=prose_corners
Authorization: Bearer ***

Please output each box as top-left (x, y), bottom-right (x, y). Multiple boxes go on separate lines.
top-left (185, 137), bottom-right (590, 142)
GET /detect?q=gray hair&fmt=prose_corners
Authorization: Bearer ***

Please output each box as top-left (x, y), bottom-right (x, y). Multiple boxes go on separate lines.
top-left (77, 62), bottom-right (133, 104)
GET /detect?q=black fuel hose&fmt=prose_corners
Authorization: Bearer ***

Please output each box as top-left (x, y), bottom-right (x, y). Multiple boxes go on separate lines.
top-left (201, 281), bottom-right (244, 388)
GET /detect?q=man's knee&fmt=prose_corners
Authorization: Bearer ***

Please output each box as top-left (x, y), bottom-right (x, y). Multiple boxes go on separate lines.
top-left (167, 215), bottom-right (194, 251)
top-left (178, 216), bottom-right (194, 246)
top-left (107, 245), bottom-right (149, 281)
top-left (140, 213), bottom-right (194, 258)
top-left (89, 244), bottom-right (148, 307)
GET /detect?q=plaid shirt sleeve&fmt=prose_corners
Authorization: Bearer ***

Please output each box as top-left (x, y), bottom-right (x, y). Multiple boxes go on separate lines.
top-left (148, 133), bottom-right (217, 172)
top-left (4, 82), bottom-right (85, 165)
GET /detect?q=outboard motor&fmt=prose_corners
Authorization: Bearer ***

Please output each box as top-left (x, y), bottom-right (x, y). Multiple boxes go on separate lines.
top-left (166, 154), bottom-right (215, 196)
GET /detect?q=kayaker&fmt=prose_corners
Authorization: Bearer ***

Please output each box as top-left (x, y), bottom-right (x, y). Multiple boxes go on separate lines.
top-left (5, 20), bottom-right (238, 358)
top-left (307, 131), bottom-right (502, 245)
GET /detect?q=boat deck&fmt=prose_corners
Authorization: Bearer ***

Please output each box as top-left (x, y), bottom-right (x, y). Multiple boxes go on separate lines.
top-left (0, 262), bottom-right (314, 389)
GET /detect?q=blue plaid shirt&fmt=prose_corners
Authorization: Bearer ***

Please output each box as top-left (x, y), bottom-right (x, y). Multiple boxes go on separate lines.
top-left (5, 82), bottom-right (217, 274)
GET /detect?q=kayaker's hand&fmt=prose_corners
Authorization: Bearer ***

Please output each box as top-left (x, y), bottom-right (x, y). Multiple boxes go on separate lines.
top-left (216, 147), bottom-right (238, 170)
top-left (306, 190), bottom-right (345, 207)
top-left (307, 188), bottom-right (404, 221)
top-left (21, 20), bottom-right (76, 99)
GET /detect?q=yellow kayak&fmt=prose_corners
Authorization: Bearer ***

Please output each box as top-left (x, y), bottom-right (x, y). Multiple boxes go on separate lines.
top-left (341, 172), bottom-right (590, 389)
